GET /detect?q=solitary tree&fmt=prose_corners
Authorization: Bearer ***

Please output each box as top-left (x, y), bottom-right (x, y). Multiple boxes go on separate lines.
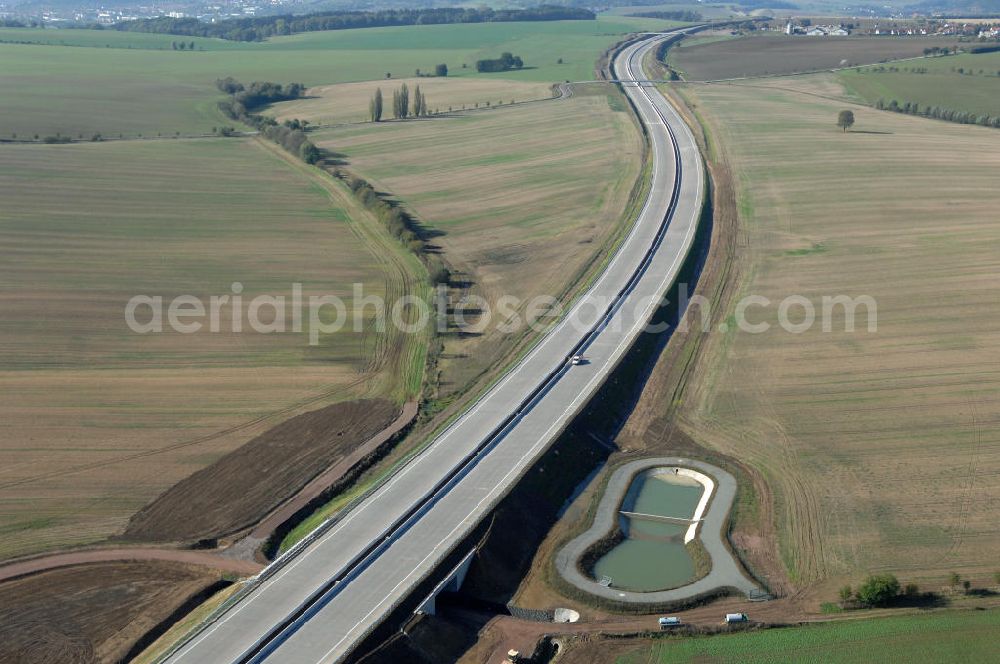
top-left (838, 109), bottom-right (855, 132)
top-left (392, 85), bottom-right (412, 119)
top-left (399, 83), bottom-right (410, 118)
top-left (413, 85), bottom-right (423, 117)
top-left (370, 87), bottom-right (383, 122)
top-left (435, 63), bottom-right (448, 77)
top-left (838, 585), bottom-right (853, 605)
top-left (856, 573), bottom-right (900, 607)
top-left (949, 572), bottom-right (962, 589)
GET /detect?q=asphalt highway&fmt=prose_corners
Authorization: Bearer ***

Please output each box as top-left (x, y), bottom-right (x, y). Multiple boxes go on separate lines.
top-left (164, 29), bottom-right (704, 664)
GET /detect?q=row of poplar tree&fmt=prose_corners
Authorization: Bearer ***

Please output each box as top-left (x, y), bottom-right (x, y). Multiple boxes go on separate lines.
top-left (369, 84), bottom-right (430, 122)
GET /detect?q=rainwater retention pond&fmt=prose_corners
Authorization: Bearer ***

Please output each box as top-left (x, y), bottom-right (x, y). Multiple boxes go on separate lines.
top-left (555, 457), bottom-right (761, 605)
top-left (591, 469), bottom-right (706, 591)
top-left (591, 468), bottom-right (708, 591)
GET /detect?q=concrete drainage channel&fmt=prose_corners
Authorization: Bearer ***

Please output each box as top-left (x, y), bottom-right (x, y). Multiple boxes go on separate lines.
top-left (555, 457), bottom-right (761, 604)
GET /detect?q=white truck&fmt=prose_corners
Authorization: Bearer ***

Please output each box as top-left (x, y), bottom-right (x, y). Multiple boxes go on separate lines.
top-left (658, 616), bottom-right (682, 629)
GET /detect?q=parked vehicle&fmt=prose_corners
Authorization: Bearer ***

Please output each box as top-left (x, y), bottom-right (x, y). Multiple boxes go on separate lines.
top-left (725, 612), bottom-right (748, 623)
top-left (658, 616), bottom-right (682, 629)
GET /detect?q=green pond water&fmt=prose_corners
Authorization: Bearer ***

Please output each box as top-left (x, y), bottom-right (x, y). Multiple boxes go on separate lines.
top-left (592, 471), bottom-right (704, 592)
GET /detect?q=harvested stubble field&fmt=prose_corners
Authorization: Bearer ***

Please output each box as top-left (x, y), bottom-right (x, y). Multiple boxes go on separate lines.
top-left (669, 35), bottom-right (962, 80)
top-left (302, 83), bottom-right (644, 397)
top-left (0, 15), bottom-right (677, 138)
top-left (840, 51), bottom-right (1000, 119)
top-left (267, 77), bottom-right (556, 126)
top-left (673, 75), bottom-right (1000, 585)
top-left (0, 560), bottom-right (224, 663)
top-left (0, 137), bottom-right (416, 558)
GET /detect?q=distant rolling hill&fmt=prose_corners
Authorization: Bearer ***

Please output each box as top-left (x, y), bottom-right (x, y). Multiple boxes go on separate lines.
top-left (905, 0), bottom-right (1000, 14)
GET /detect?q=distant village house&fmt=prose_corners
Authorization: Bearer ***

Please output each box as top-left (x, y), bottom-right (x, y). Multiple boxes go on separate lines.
top-left (785, 21), bottom-right (850, 36)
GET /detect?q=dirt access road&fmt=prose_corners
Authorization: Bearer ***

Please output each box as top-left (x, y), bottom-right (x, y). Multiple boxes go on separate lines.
top-left (0, 548), bottom-right (261, 584)
top-left (471, 594), bottom-right (822, 662)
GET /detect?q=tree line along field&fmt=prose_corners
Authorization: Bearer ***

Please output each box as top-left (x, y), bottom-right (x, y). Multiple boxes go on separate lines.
top-left (667, 35), bottom-right (964, 80)
top-left (613, 609), bottom-right (1000, 663)
top-left (294, 82), bottom-right (645, 405)
top-left (671, 74), bottom-right (1000, 586)
top-left (0, 136), bottom-right (426, 559)
top-left (839, 51), bottom-right (1000, 120)
top-left (0, 15), bottom-right (679, 139)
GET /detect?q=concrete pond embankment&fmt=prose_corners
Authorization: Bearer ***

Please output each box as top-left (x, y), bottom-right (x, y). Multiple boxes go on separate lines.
top-left (555, 457), bottom-right (760, 604)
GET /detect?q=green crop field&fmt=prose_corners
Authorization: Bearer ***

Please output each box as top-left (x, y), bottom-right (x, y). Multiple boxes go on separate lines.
top-left (0, 16), bottom-right (678, 138)
top-left (0, 26), bottom-right (247, 49)
top-left (0, 136), bottom-right (425, 559)
top-left (840, 51), bottom-right (1000, 119)
top-left (673, 74), bottom-right (1000, 586)
top-left (618, 610), bottom-right (1000, 663)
